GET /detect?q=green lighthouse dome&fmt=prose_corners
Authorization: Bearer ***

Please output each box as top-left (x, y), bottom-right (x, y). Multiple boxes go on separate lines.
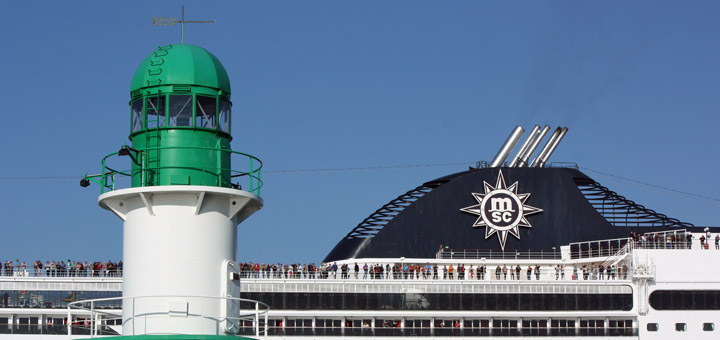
top-left (126, 44), bottom-right (239, 188)
top-left (130, 44), bottom-right (231, 97)
top-left (81, 43), bottom-right (262, 196)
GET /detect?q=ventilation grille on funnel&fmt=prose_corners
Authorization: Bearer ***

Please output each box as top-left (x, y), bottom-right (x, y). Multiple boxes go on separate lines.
top-left (343, 182), bottom-right (444, 239)
top-left (574, 177), bottom-right (694, 228)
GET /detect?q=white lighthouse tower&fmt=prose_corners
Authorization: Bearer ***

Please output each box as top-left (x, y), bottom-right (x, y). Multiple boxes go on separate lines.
top-left (83, 43), bottom-right (263, 337)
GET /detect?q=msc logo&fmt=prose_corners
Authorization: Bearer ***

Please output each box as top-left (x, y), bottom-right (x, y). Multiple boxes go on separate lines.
top-left (460, 170), bottom-right (542, 250)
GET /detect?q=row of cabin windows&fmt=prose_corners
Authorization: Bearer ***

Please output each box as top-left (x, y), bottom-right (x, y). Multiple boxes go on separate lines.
top-left (240, 292), bottom-right (633, 311)
top-left (245, 319), bottom-right (634, 337)
top-left (131, 95), bottom-right (231, 133)
top-left (649, 290), bottom-right (720, 310)
top-left (647, 322), bottom-right (715, 332)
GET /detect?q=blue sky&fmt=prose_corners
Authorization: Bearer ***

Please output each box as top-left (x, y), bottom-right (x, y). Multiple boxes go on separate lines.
top-left (0, 0), bottom-right (718, 264)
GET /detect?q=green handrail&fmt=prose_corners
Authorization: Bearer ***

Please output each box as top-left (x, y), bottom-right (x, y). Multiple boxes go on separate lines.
top-left (82, 146), bottom-right (263, 195)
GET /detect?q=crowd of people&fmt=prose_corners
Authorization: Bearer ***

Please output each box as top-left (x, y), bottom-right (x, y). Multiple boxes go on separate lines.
top-left (7, 231), bottom-right (715, 281)
top-left (236, 261), bottom-right (623, 281)
top-left (2, 260), bottom-right (122, 277)
top-left (630, 229), bottom-right (719, 250)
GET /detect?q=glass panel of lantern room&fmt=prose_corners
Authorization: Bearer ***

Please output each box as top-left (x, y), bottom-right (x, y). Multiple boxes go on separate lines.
top-left (168, 95), bottom-right (193, 126)
top-left (196, 95), bottom-right (217, 129)
top-left (146, 96), bottom-right (166, 128)
top-left (218, 99), bottom-right (231, 133)
top-left (131, 99), bottom-right (143, 132)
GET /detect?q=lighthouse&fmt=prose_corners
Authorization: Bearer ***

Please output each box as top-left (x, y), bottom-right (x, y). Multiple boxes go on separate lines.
top-left (83, 43), bottom-right (263, 336)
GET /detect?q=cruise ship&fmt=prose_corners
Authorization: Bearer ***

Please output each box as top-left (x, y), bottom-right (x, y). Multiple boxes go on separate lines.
top-left (0, 42), bottom-right (718, 340)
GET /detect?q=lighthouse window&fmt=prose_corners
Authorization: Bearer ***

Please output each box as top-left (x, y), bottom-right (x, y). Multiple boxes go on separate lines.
top-left (168, 95), bottom-right (193, 127)
top-left (131, 100), bottom-right (143, 132)
top-left (146, 96), bottom-right (166, 128)
top-left (196, 95), bottom-right (217, 129)
top-left (218, 99), bottom-right (231, 133)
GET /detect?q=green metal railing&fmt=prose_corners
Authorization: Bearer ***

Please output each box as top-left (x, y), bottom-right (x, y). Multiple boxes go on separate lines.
top-left (82, 146), bottom-right (262, 195)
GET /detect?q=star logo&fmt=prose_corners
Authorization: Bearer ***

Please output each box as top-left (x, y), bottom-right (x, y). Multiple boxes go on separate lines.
top-left (460, 170), bottom-right (543, 250)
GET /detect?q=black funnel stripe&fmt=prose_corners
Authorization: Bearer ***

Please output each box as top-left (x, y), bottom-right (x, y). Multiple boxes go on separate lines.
top-left (574, 178), bottom-right (693, 228)
top-left (343, 182), bottom-right (445, 239)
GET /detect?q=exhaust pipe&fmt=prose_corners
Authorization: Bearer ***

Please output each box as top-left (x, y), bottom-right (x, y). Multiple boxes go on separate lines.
top-left (509, 125), bottom-right (540, 167)
top-left (517, 125), bottom-right (550, 167)
top-left (535, 127), bottom-right (568, 167)
top-left (530, 127), bottom-right (562, 167)
top-left (490, 126), bottom-right (525, 167)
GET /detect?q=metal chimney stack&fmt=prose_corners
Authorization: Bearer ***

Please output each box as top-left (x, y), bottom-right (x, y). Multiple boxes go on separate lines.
top-left (489, 126), bottom-right (525, 167)
top-left (533, 127), bottom-right (568, 167)
top-left (508, 125), bottom-right (540, 167)
top-left (487, 124), bottom-right (568, 168)
top-left (517, 125), bottom-right (550, 167)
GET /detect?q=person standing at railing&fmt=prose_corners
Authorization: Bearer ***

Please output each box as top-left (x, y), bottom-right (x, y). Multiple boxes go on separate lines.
top-left (622, 264), bottom-right (628, 279)
top-left (526, 266), bottom-right (532, 280)
top-left (706, 228), bottom-right (712, 248)
top-left (572, 264), bottom-right (578, 280)
top-left (555, 265), bottom-right (560, 280)
top-left (715, 234), bottom-right (719, 250)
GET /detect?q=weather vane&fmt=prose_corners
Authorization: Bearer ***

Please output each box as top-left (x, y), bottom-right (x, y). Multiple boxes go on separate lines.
top-left (152, 5), bottom-right (215, 44)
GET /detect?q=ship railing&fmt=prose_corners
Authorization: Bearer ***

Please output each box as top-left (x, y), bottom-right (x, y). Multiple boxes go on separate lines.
top-left (632, 229), bottom-right (698, 250)
top-left (81, 145), bottom-right (263, 195)
top-left (435, 248), bottom-right (561, 260)
top-left (67, 295), bottom-right (269, 339)
top-left (238, 266), bottom-right (633, 282)
top-left (601, 241), bottom-right (634, 269)
top-left (546, 162), bottom-right (579, 169)
top-left (0, 268), bottom-right (123, 278)
top-left (569, 237), bottom-right (633, 259)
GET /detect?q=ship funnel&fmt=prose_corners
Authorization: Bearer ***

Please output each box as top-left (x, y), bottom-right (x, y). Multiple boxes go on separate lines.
top-left (490, 126), bottom-right (524, 167)
top-left (509, 125), bottom-right (540, 167)
top-left (534, 127), bottom-right (568, 167)
top-left (517, 125), bottom-right (550, 167)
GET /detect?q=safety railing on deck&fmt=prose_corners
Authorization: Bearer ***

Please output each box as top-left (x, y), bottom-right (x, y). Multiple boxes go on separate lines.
top-left (82, 145), bottom-right (263, 195)
top-left (436, 248), bottom-right (562, 260)
top-left (570, 237), bottom-right (632, 259)
top-left (67, 295), bottom-right (269, 339)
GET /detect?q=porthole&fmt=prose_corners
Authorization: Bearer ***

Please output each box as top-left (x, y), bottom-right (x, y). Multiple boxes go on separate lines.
top-left (646, 323), bottom-right (658, 332)
top-left (704, 323), bottom-right (715, 331)
top-left (675, 323), bottom-right (686, 332)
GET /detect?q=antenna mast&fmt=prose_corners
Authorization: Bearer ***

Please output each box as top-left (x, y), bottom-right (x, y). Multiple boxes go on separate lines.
top-left (152, 5), bottom-right (216, 44)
